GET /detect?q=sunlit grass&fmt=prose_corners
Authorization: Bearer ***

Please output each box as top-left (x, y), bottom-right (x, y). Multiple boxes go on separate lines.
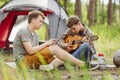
top-left (91, 23), bottom-right (120, 64)
top-left (0, 1), bottom-right (8, 7)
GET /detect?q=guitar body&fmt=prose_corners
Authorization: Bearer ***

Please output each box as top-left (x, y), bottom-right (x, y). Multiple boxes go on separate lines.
top-left (64, 35), bottom-right (83, 52)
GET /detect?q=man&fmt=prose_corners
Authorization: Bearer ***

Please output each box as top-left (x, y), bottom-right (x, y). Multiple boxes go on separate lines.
top-left (13, 10), bottom-right (84, 69)
top-left (58, 16), bottom-right (98, 67)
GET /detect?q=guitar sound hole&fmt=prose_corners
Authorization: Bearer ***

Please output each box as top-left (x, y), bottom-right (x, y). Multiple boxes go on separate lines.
top-left (72, 40), bottom-right (75, 45)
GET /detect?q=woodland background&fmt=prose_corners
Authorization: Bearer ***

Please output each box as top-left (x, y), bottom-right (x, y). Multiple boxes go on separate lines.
top-left (0, 0), bottom-right (120, 80)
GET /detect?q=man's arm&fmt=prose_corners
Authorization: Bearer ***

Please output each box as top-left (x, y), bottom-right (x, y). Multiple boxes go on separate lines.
top-left (84, 25), bottom-right (98, 40)
top-left (23, 39), bottom-right (56, 54)
top-left (84, 25), bottom-right (98, 54)
top-left (57, 29), bottom-right (71, 49)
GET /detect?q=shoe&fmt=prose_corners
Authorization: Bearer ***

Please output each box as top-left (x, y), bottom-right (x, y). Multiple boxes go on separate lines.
top-left (97, 64), bottom-right (108, 70)
top-left (57, 64), bottom-right (65, 70)
top-left (89, 63), bottom-right (109, 70)
top-left (39, 64), bottom-right (54, 71)
top-left (85, 62), bottom-right (99, 71)
top-left (88, 63), bottom-right (99, 70)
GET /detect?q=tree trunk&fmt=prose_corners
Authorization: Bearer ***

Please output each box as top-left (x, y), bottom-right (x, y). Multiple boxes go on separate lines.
top-left (56, 0), bottom-right (60, 4)
top-left (119, 0), bottom-right (120, 17)
top-left (94, 0), bottom-right (97, 23)
top-left (87, 0), bottom-right (96, 26)
top-left (75, 0), bottom-right (82, 20)
top-left (107, 0), bottom-right (112, 25)
top-left (63, 0), bottom-right (68, 12)
top-left (101, 0), bottom-right (105, 24)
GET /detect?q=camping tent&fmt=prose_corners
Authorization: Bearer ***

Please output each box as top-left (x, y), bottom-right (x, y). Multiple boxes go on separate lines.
top-left (0, 0), bottom-right (68, 49)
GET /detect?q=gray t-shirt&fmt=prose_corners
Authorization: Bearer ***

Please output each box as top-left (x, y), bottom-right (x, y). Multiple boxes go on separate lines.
top-left (13, 26), bottom-right (39, 60)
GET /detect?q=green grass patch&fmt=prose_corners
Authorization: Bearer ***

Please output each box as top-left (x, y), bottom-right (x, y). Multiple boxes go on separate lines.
top-left (91, 24), bottom-right (120, 64)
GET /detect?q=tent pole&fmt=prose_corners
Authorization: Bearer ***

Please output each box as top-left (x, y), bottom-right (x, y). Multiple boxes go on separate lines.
top-left (55, 0), bottom-right (61, 38)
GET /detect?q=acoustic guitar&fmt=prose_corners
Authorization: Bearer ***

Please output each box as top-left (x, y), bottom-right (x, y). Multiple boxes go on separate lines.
top-left (64, 35), bottom-right (98, 52)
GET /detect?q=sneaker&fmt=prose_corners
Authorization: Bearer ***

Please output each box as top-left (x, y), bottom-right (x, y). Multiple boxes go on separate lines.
top-left (39, 64), bottom-right (54, 71)
top-left (88, 63), bottom-right (99, 70)
top-left (84, 62), bottom-right (99, 71)
top-left (88, 63), bottom-right (110, 70)
top-left (97, 64), bottom-right (108, 70)
top-left (57, 64), bottom-right (65, 70)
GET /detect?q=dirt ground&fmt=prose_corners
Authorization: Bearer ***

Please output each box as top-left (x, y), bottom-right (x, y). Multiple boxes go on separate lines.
top-left (0, 62), bottom-right (120, 80)
top-left (0, 58), bottom-right (119, 80)
top-left (60, 67), bottom-right (120, 80)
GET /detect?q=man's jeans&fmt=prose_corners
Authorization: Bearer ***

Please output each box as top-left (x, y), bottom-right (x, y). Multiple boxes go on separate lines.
top-left (72, 43), bottom-right (91, 65)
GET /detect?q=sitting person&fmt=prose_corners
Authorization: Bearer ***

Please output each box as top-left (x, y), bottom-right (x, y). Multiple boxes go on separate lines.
top-left (13, 10), bottom-right (85, 69)
top-left (58, 16), bottom-right (98, 67)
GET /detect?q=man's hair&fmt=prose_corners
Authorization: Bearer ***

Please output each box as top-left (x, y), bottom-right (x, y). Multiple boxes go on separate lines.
top-left (66, 16), bottom-right (80, 28)
top-left (28, 10), bottom-right (45, 23)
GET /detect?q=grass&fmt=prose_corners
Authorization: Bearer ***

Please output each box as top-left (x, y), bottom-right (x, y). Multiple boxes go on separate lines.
top-left (91, 23), bottom-right (120, 64)
top-left (0, 23), bottom-right (120, 80)
top-left (0, 2), bottom-right (4, 6)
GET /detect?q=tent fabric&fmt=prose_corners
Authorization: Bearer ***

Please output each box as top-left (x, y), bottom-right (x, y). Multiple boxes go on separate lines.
top-left (0, 0), bottom-right (68, 49)
top-left (57, 18), bottom-right (68, 38)
top-left (0, 12), bottom-right (6, 24)
top-left (0, 12), bottom-right (17, 48)
top-left (1, 0), bottom-right (48, 11)
top-left (1, 0), bottom-right (68, 21)
top-left (48, 13), bottom-right (67, 38)
top-left (1, 0), bottom-right (65, 16)
top-left (0, 11), bottom-right (29, 48)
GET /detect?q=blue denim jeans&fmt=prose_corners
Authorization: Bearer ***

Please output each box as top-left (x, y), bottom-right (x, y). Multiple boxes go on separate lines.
top-left (71, 43), bottom-right (91, 64)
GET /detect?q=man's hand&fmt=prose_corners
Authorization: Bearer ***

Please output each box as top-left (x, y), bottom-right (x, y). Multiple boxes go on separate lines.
top-left (82, 37), bottom-right (89, 43)
top-left (46, 39), bottom-right (57, 46)
top-left (62, 43), bottom-right (73, 52)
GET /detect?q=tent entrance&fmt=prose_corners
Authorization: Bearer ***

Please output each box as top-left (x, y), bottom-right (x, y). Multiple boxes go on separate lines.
top-left (0, 11), bottom-right (29, 48)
